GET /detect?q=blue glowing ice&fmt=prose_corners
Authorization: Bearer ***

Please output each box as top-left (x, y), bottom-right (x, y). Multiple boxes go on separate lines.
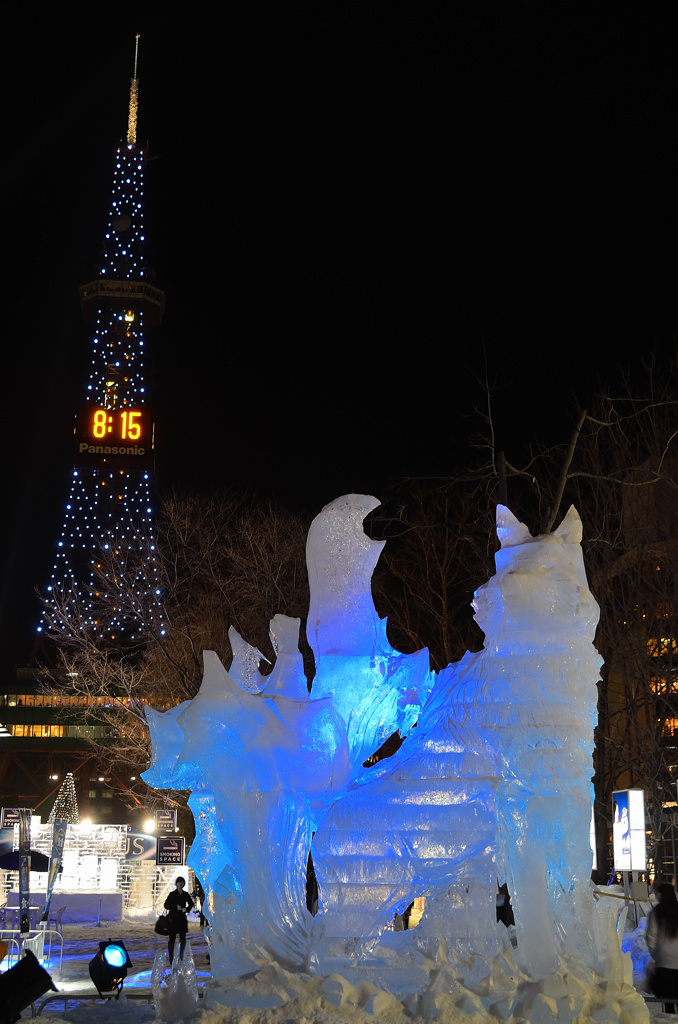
top-left (312, 504), bottom-right (602, 977)
top-left (143, 495), bottom-right (612, 990)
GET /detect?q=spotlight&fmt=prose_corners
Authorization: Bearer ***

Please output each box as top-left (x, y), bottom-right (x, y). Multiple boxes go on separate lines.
top-left (88, 939), bottom-right (133, 998)
top-left (0, 950), bottom-right (57, 1024)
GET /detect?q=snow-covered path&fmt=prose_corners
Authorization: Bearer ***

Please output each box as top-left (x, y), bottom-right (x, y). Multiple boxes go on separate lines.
top-left (3, 913), bottom-right (675, 1024)
top-left (6, 914), bottom-right (208, 1022)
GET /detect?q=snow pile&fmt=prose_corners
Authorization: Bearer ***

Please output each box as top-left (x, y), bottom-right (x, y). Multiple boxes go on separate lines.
top-left (29, 955), bottom-right (652, 1024)
top-left (200, 949), bottom-right (648, 1023)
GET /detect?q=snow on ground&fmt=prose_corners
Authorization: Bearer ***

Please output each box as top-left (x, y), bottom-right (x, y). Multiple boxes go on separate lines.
top-left (3, 912), bottom-right (675, 1024)
top-left (6, 913), bottom-right (207, 1023)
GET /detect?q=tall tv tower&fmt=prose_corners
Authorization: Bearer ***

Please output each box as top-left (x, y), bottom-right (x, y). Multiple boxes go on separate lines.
top-left (40, 37), bottom-right (165, 643)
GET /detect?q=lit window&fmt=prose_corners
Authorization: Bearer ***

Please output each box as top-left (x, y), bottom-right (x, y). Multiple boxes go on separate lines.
top-left (648, 638), bottom-right (678, 657)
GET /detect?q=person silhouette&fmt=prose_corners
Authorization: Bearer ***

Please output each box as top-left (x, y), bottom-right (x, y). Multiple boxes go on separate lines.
top-left (647, 883), bottom-right (678, 1012)
top-left (163, 876), bottom-right (194, 964)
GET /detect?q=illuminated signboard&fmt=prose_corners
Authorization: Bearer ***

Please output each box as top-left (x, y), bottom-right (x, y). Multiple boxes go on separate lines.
top-left (0, 827), bottom-right (13, 856)
top-left (1, 807), bottom-right (30, 828)
top-left (612, 788), bottom-right (646, 871)
top-left (75, 406), bottom-right (153, 466)
top-left (124, 831), bottom-right (157, 861)
top-left (155, 809), bottom-right (177, 833)
top-left (156, 837), bottom-right (185, 866)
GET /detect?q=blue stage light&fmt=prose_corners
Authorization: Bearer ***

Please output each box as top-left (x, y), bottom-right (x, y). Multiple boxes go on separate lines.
top-left (0, 950), bottom-right (57, 1020)
top-left (103, 943), bottom-right (127, 968)
top-left (88, 939), bottom-right (132, 998)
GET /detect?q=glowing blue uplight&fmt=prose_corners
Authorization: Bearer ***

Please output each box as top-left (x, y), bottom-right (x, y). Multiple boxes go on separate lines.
top-left (103, 944), bottom-right (127, 968)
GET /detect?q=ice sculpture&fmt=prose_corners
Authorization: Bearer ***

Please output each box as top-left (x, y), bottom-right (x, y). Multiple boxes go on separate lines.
top-left (151, 941), bottom-right (199, 1018)
top-left (312, 504), bottom-right (602, 976)
top-left (143, 495), bottom-right (435, 975)
top-left (143, 494), bottom-right (640, 1020)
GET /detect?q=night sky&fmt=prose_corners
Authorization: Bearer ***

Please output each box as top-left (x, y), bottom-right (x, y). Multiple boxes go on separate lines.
top-left (2, 11), bottom-right (678, 676)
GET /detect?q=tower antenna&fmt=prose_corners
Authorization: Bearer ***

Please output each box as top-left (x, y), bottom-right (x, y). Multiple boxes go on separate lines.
top-left (127, 34), bottom-right (140, 146)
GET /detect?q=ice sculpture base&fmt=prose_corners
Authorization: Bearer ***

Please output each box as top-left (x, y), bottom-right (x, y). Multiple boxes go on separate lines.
top-left (151, 940), bottom-right (200, 1019)
top-left (201, 953), bottom-right (649, 1023)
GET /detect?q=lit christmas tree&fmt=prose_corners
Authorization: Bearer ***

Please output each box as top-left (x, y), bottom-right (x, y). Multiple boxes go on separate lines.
top-left (39, 37), bottom-right (165, 643)
top-left (48, 772), bottom-right (80, 824)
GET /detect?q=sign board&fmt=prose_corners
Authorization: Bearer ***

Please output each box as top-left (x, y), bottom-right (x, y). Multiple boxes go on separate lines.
top-left (155, 809), bottom-right (177, 833)
top-left (74, 405), bottom-right (154, 470)
top-left (612, 789), bottom-right (647, 871)
top-left (18, 809), bottom-right (31, 933)
top-left (1, 808), bottom-right (29, 828)
top-left (124, 831), bottom-right (157, 861)
top-left (0, 827), bottom-right (13, 857)
top-left (43, 820), bottom-right (68, 920)
top-left (156, 837), bottom-right (185, 866)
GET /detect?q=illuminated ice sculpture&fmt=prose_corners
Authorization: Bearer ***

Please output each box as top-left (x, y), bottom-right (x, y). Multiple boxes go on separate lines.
top-left (143, 495), bottom-right (619, 991)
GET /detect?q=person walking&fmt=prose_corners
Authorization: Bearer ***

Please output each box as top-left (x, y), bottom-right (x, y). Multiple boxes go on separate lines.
top-left (164, 875), bottom-right (194, 964)
top-left (647, 882), bottom-right (678, 1011)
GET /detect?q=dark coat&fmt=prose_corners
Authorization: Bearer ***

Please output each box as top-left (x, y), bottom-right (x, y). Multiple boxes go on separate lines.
top-left (164, 888), bottom-right (194, 935)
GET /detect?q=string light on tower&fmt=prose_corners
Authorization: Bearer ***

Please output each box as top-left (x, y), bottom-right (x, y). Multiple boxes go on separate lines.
top-left (40, 37), bottom-right (165, 642)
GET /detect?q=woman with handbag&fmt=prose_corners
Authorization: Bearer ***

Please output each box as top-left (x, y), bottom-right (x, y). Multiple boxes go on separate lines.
top-left (647, 882), bottom-right (678, 1011)
top-left (163, 876), bottom-right (194, 964)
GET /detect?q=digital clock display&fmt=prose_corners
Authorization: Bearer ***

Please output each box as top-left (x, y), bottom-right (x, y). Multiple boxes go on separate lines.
top-left (87, 409), bottom-right (144, 442)
top-left (75, 406), bottom-right (154, 464)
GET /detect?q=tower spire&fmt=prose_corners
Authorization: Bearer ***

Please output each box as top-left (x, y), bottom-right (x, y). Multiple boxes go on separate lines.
top-left (127, 34), bottom-right (140, 146)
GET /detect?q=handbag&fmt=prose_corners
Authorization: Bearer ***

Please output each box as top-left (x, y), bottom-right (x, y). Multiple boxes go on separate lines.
top-left (154, 912), bottom-right (170, 936)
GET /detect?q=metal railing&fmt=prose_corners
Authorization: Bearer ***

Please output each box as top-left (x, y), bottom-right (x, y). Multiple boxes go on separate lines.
top-left (0, 926), bottom-right (63, 973)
